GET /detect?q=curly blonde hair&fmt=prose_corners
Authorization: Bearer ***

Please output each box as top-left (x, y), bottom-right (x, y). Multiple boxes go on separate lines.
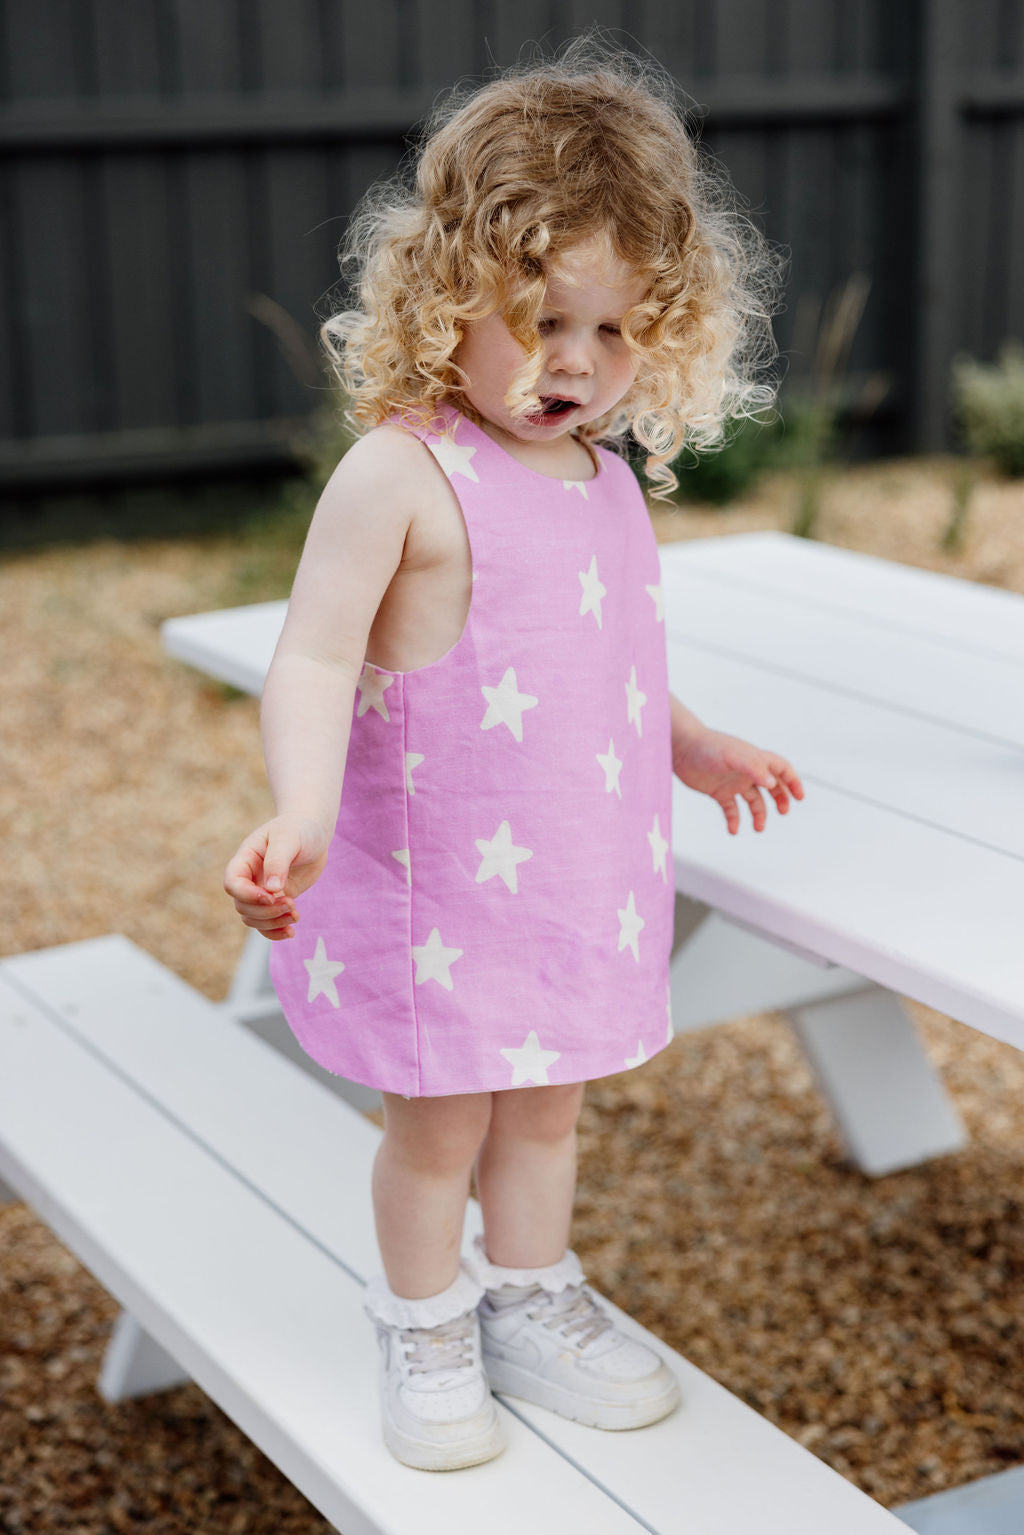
top-left (321, 36), bottom-right (785, 496)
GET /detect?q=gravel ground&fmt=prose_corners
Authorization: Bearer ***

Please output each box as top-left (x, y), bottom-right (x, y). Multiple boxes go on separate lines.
top-left (2, 456), bottom-right (1024, 1530)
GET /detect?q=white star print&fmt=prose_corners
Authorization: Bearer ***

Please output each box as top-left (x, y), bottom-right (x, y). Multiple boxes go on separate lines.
top-left (625, 665), bottom-right (647, 737)
top-left (474, 820), bottom-right (533, 893)
top-left (429, 435), bottom-right (479, 482)
top-left (304, 936), bottom-right (345, 1007)
top-left (625, 1040), bottom-right (648, 1069)
top-left (391, 848), bottom-right (411, 884)
top-left (596, 738), bottom-right (623, 798)
top-left (563, 480), bottom-right (589, 500)
top-left (617, 890), bottom-right (645, 961)
top-left (647, 813), bottom-right (669, 882)
top-left (500, 1029), bottom-right (562, 1087)
top-left (578, 555), bottom-right (606, 629)
top-left (646, 582), bottom-right (664, 622)
top-left (404, 752), bottom-right (424, 793)
top-left (356, 664), bottom-right (394, 721)
top-left (411, 927), bottom-right (463, 990)
top-left (480, 666), bottom-right (538, 742)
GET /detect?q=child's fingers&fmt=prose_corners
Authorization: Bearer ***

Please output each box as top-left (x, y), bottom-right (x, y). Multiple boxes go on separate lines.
top-left (263, 826), bottom-right (307, 895)
top-left (717, 791), bottom-right (741, 835)
top-left (742, 784), bottom-right (768, 831)
top-left (234, 894), bottom-right (296, 923)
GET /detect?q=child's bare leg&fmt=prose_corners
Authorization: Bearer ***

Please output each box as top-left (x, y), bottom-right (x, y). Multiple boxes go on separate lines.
top-left (473, 1082), bottom-right (585, 1266)
top-left (372, 1089), bottom-right (493, 1297)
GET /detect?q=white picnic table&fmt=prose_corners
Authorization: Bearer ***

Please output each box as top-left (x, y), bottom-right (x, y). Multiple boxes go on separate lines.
top-left (4, 528), bottom-right (1019, 1534)
top-left (162, 529), bottom-right (1024, 1181)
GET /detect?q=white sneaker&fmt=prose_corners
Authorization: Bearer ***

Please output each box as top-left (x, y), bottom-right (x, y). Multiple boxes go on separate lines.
top-left (364, 1264), bottom-right (506, 1471)
top-left (467, 1235), bottom-right (681, 1431)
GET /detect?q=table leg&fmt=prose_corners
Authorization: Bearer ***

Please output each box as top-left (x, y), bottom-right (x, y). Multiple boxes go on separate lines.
top-left (789, 990), bottom-right (967, 1177)
top-left (98, 1309), bottom-right (192, 1402)
top-left (669, 895), bottom-right (967, 1177)
top-left (226, 928), bottom-right (279, 1026)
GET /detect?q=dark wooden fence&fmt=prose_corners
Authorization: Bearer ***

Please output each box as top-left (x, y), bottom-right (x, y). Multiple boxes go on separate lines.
top-left (1, 0), bottom-right (1022, 503)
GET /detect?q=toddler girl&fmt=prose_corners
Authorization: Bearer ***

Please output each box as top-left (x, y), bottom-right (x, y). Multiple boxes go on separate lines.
top-left (225, 40), bottom-right (803, 1472)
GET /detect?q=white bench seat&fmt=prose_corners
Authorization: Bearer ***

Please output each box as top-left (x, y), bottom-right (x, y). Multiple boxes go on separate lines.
top-left (0, 935), bottom-right (905, 1534)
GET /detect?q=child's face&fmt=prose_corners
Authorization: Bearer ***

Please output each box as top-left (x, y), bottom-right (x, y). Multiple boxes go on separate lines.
top-left (454, 238), bottom-right (649, 452)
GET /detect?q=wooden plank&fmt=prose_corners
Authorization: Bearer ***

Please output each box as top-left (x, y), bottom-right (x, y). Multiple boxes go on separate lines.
top-left (669, 767), bottom-right (1024, 1048)
top-left (667, 634), bottom-right (1024, 858)
top-left (913, 0), bottom-right (963, 450)
top-left (412, 0), bottom-right (481, 83)
top-left (100, 156), bottom-right (178, 431)
top-left (664, 533), bottom-right (1024, 660)
top-left (0, 960), bottom-right (641, 1535)
top-left (661, 563), bottom-right (1024, 750)
top-left (0, 166), bottom-right (21, 441)
top-left (161, 600), bottom-right (285, 695)
top-left (181, 150), bottom-right (256, 423)
top-left (173, 0), bottom-right (242, 94)
top-left (13, 157), bottom-right (93, 436)
top-left (90, 0), bottom-right (163, 95)
top-left (3, 936), bottom-right (905, 1532)
top-left (4, 0), bottom-right (80, 100)
top-left (254, 0), bottom-right (323, 92)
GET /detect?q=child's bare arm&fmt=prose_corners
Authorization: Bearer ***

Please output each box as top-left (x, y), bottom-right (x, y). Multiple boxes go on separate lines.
top-left (224, 426), bottom-right (428, 937)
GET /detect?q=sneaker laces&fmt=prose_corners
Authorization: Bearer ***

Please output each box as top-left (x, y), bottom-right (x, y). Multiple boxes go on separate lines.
top-left (400, 1313), bottom-right (477, 1376)
top-left (527, 1283), bottom-right (615, 1350)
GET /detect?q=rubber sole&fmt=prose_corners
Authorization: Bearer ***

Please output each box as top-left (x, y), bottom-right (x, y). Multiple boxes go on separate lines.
top-left (483, 1356), bottom-right (682, 1431)
top-left (382, 1407), bottom-right (506, 1471)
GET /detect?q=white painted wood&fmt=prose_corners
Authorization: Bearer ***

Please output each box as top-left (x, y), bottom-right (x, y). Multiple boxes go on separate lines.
top-left (225, 927), bottom-right (277, 1012)
top-left (1, 936), bottom-right (906, 1533)
top-left (895, 1464), bottom-right (1024, 1534)
top-left (668, 531), bottom-right (1024, 660)
top-left (670, 772), bottom-right (1024, 1049)
top-left (160, 600), bottom-right (285, 697)
top-left (669, 908), bottom-right (864, 1034)
top-left (789, 992), bottom-right (967, 1176)
top-left (666, 634), bottom-right (1024, 858)
top-left (0, 961), bottom-right (643, 1535)
top-left (489, 1290), bottom-right (909, 1534)
top-left (668, 910), bottom-right (965, 1175)
top-left (99, 1310), bottom-right (191, 1401)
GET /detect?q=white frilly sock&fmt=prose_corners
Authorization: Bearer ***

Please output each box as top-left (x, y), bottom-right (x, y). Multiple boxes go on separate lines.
top-left (464, 1231), bottom-right (586, 1296)
top-left (363, 1259), bottom-right (484, 1330)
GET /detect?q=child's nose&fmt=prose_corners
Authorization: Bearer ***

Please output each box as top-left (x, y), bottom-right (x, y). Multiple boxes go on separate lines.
top-left (547, 333), bottom-right (594, 376)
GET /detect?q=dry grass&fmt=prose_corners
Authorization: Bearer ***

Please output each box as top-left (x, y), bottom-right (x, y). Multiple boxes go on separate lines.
top-left (2, 457), bottom-right (1024, 1529)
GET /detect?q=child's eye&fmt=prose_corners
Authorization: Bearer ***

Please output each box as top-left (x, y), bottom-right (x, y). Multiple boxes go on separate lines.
top-left (601, 324), bottom-right (622, 337)
top-left (537, 317), bottom-right (556, 334)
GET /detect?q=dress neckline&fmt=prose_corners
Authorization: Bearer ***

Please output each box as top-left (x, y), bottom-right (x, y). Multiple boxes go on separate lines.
top-left (445, 403), bottom-right (603, 485)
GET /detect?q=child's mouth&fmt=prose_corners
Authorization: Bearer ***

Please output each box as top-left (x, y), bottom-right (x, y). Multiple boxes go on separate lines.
top-left (531, 396), bottom-right (579, 420)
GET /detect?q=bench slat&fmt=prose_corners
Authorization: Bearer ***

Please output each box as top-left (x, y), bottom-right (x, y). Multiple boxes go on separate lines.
top-left (161, 600), bottom-right (284, 697)
top-left (3, 937), bottom-right (905, 1532)
top-left (0, 963), bottom-right (647, 1535)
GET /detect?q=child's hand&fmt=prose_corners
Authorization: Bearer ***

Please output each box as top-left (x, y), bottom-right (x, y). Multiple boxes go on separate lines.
top-left (671, 727), bottom-right (804, 835)
top-left (223, 815), bottom-right (330, 940)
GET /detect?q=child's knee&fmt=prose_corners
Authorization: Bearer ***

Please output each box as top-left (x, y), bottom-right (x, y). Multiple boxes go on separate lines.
top-left (381, 1090), bottom-right (492, 1175)
top-left (489, 1080), bottom-right (585, 1143)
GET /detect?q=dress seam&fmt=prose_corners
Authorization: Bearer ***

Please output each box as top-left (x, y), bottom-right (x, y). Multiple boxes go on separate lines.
top-left (400, 676), bottom-right (421, 1096)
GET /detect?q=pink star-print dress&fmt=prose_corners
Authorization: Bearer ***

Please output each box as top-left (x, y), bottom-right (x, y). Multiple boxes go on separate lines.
top-left (269, 402), bottom-right (676, 1097)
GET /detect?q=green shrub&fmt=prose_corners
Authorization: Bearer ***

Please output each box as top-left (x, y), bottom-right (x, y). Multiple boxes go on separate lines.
top-left (951, 340), bottom-right (1024, 477)
top-left (667, 415), bottom-right (783, 506)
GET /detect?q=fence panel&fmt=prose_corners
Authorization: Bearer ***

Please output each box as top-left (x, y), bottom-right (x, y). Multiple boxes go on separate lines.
top-left (1, 0), bottom-right (1022, 500)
